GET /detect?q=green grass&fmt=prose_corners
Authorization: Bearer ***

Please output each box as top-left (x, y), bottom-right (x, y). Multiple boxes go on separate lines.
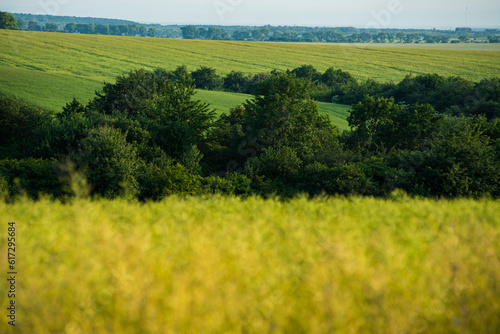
top-left (196, 90), bottom-right (351, 131)
top-left (1, 30), bottom-right (500, 115)
top-left (1, 196), bottom-right (499, 333)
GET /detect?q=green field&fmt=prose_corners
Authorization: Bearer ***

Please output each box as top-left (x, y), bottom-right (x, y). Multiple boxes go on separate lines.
top-left (1, 30), bottom-right (500, 119)
top-left (196, 90), bottom-right (351, 130)
top-left (1, 196), bottom-right (499, 333)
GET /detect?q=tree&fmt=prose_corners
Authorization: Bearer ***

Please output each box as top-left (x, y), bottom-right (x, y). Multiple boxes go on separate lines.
top-left (44, 23), bottom-right (58, 32)
top-left (28, 21), bottom-right (41, 31)
top-left (181, 25), bottom-right (198, 39)
top-left (16, 18), bottom-right (27, 30)
top-left (239, 72), bottom-right (337, 162)
top-left (65, 22), bottom-right (76, 33)
top-left (251, 27), bottom-right (270, 41)
top-left (191, 66), bottom-right (222, 90)
top-left (90, 69), bottom-right (215, 159)
top-left (71, 126), bottom-right (140, 198)
top-left (147, 27), bottom-right (157, 37)
top-left (138, 26), bottom-right (147, 37)
top-left (347, 95), bottom-right (403, 150)
top-left (291, 65), bottom-right (321, 82)
top-left (223, 71), bottom-right (250, 92)
top-left (0, 11), bottom-right (18, 30)
top-left (95, 24), bottom-right (110, 35)
top-left (76, 23), bottom-right (94, 34)
top-left (0, 97), bottom-right (50, 146)
top-left (232, 30), bottom-right (250, 40)
top-left (320, 68), bottom-right (356, 88)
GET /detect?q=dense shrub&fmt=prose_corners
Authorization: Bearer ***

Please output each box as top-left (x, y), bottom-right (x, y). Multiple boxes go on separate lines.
top-left (0, 96), bottom-right (51, 147)
top-left (137, 163), bottom-right (204, 201)
top-left (0, 158), bottom-right (63, 199)
top-left (70, 126), bottom-right (140, 199)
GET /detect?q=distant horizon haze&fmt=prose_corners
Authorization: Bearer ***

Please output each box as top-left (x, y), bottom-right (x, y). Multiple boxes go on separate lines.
top-left (1, 0), bottom-right (499, 29)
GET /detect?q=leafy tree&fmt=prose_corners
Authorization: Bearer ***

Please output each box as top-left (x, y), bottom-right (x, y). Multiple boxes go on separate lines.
top-left (181, 25), bottom-right (198, 39)
top-left (90, 69), bottom-right (215, 159)
top-left (137, 163), bottom-right (203, 201)
top-left (0, 158), bottom-right (63, 200)
top-left (320, 68), bottom-right (356, 87)
top-left (399, 116), bottom-right (500, 198)
top-left (245, 146), bottom-right (302, 180)
top-left (147, 28), bottom-right (157, 37)
top-left (0, 11), bottom-right (18, 30)
top-left (16, 18), bottom-right (27, 30)
top-left (291, 65), bottom-right (321, 82)
top-left (27, 21), bottom-right (41, 31)
top-left (76, 23), bottom-right (94, 34)
top-left (44, 23), bottom-right (58, 32)
top-left (223, 71), bottom-right (250, 92)
top-left (138, 26), bottom-right (147, 37)
top-left (65, 22), bottom-right (76, 33)
top-left (239, 72), bottom-right (337, 162)
top-left (95, 24), bottom-right (110, 35)
top-left (191, 66), bottom-right (222, 90)
top-left (347, 95), bottom-right (403, 150)
top-left (251, 27), bottom-right (270, 41)
top-left (0, 96), bottom-right (51, 147)
top-left (232, 30), bottom-right (250, 40)
top-left (71, 126), bottom-right (140, 199)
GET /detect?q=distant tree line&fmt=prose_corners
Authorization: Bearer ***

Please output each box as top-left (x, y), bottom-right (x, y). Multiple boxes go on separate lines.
top-left (6, 12), bottom-right (499, 43)
top-left (17, 20), bottom-right (158, 37)
top-left (1, 68), bottom-right (499, 201)
top-left (180, 25), bottom-right (499, 44)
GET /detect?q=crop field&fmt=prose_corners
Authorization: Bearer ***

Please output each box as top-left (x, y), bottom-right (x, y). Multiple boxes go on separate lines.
top-left (0, 196), bottom-right (499, 333)
top-left (1, 30), bottom-right (500, 114)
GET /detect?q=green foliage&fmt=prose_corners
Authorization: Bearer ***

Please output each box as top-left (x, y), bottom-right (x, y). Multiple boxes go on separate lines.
top-left (223, 70), bottom-right (250, 93)
top-left (347, 95), bottom-right (403, 150)
top-left (245, 146), bottom-right (302, 180)
top-left (412, 117), bottom-right (500, 198)
top-left (71, 126), bottom-right (140, 199)
top-left (291, 64), bottom-right (321, 82)
top-left (191, 66), bottom-right (223, 90)
top-left (0, 158), bottom-right (62, 200)
top-left (202, 173), bottom-right (252, 196)
top-left (137, 163), bottom-right (203, 201)
top-left (240, 72), bottom-right (337, 162)
top-left (0, 11), bottom-right (18, 30)
top-left (299, 163), bottom-right (374, 196)
top-left (0, 96), bottom-right (51, 152)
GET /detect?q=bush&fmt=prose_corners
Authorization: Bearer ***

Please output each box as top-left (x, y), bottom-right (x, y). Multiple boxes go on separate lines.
top-left (223, 71), bottom-right (250, 93)
top-left (0, 96), bottom-right (51, 146)
top-left (299, 163), bottom-right (374, 196)
top-left (71, 126), bottom-right (140, 199)
top-left (137, 163), bottom-right (204, 201)
top-left (0, 158), bottom-right (63, 200)
top-left (202, 173), bottom-right (252, 196)
top-left (244, 146), bottom-right (302, 180)
top-left (191, 66), bottom-right (223, 90)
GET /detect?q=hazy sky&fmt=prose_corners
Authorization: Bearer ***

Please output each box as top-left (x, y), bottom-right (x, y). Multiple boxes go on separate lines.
top-left (1, 0), bottom-right (499, 28)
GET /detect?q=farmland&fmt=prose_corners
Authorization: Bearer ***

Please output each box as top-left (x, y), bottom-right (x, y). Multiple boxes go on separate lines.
top-left (1, 22), bottom-right (500, 334)
top-left (0, 196), bottom-right (499, 333)
top-left (1, 30), bottom-right (500, 114)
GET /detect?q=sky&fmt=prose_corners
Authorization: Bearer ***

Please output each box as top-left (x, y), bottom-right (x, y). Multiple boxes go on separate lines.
top-left (1, 0), bottom-right (500, 28)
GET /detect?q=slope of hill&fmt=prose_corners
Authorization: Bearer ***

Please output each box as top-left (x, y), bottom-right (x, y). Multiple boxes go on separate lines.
top-left (1, 30), bottom-right (499, 124)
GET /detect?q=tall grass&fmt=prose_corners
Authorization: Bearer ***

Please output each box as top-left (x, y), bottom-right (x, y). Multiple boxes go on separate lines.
top-left (1, 196), bottom-right (498, 333)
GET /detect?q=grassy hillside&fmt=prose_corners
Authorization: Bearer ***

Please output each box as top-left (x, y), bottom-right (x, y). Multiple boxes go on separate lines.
top-left (1, 196), bottom-right (499, 333)
top-left (196, 90), bottom-right (351, 130)
top-left (1, 30), bottom-right (500, 115)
